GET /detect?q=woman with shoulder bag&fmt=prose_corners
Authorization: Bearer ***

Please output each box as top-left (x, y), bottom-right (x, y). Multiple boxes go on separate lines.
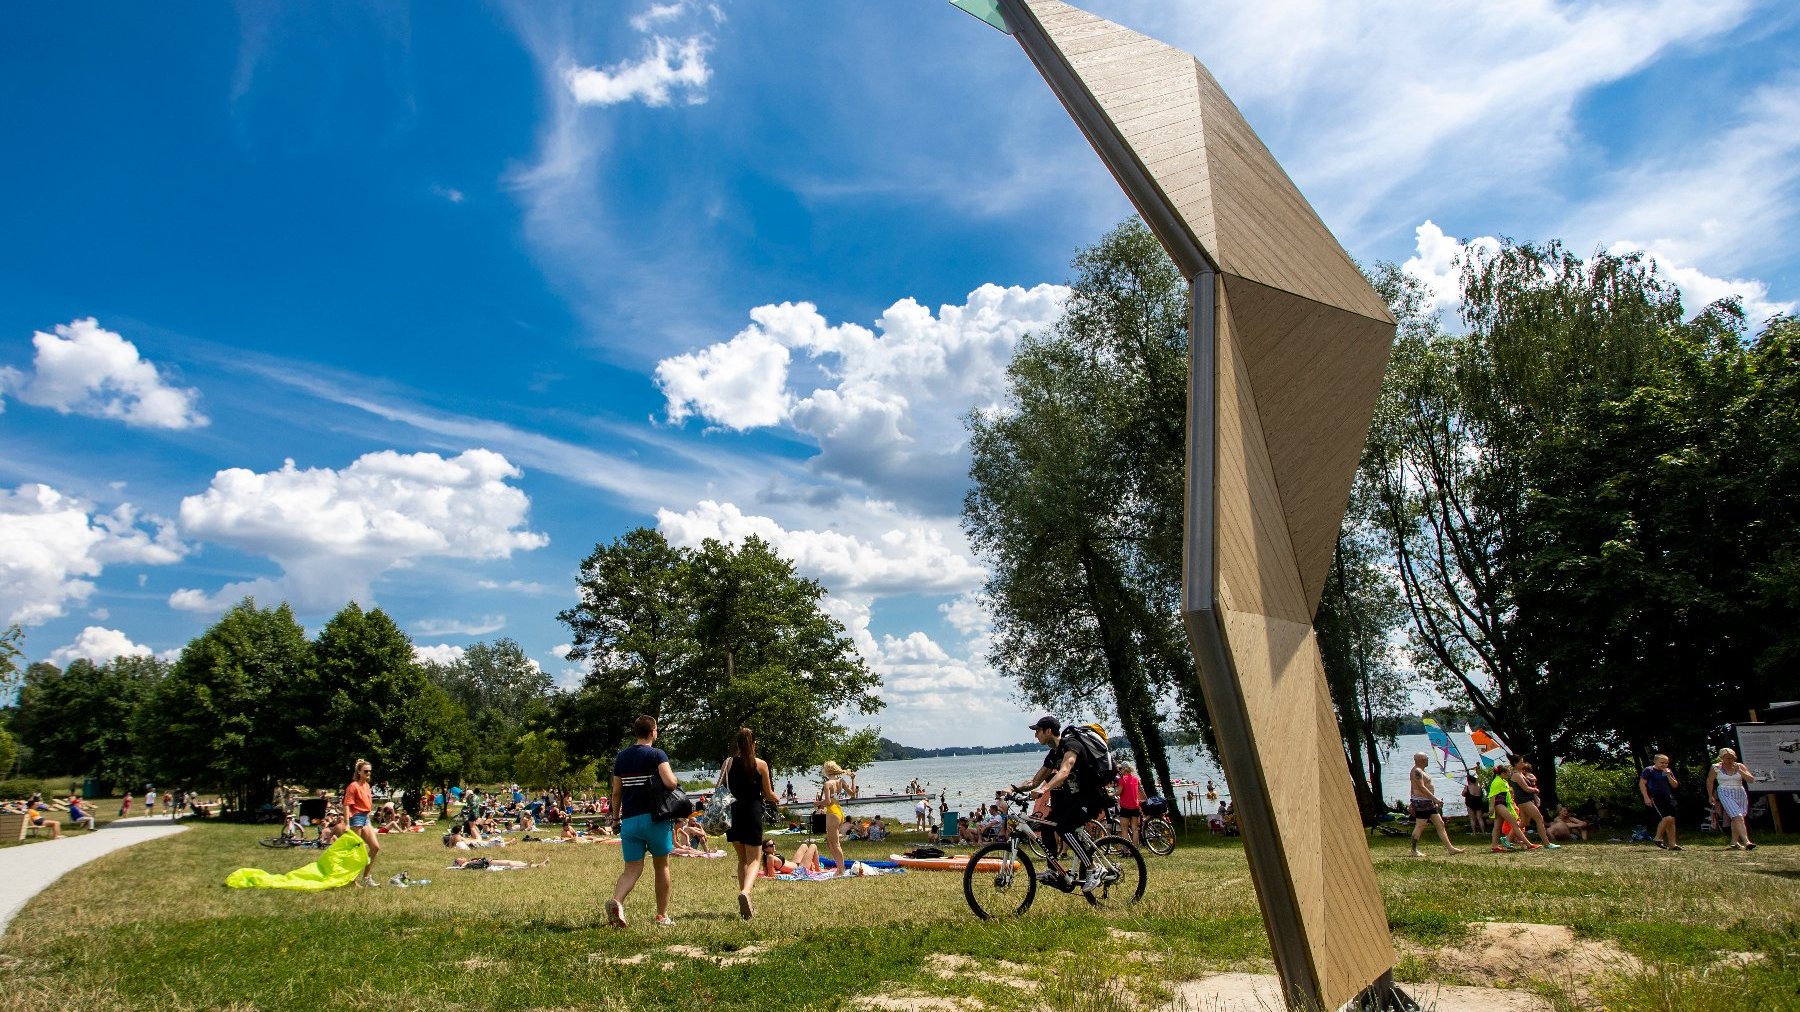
top-left (724, 727), bottom-right (782, 919)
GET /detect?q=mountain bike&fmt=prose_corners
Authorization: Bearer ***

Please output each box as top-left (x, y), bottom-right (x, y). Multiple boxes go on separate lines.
top-left (964, 791), bottom-right (1145, 920)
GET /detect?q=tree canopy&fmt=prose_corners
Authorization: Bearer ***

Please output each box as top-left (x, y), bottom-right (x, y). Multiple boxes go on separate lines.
top-left (560, 528), bottom-right (881, 773)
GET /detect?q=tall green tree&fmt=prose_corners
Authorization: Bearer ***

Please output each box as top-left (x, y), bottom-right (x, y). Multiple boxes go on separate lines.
top-left (0, 624), bottom-right (22, 697)
top-left (143, 599), bottom-right (311, 810)
top-left (963, 218), bottom-right (1206, 803)
top-left (307, 602), bottom-right (475, 801)
top-left (424, 638), bottom-right (554, 783)
top-left (14, 655), bottom-right (166, 787)
top-left (1364, 244), bottom-right (1793, 801)
top-left (559, 528), bottom-right (882, 773)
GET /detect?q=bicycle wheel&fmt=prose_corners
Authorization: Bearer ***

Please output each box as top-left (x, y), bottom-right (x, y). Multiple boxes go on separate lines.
top-left (259, 835), bottom-right (293, 849)
top-left (1085, 835), bottom-right (1146, 908)
top-left (964, 843), bottom-right (1037, 920)
top-left (1144, 818), bottom-right (1176, 856)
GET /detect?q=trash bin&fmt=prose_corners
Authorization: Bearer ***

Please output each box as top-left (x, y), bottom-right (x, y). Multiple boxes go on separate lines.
top-left (81, 777), bottom-right (100, 800)
top-left (810, 811), bottom-right (827, 834)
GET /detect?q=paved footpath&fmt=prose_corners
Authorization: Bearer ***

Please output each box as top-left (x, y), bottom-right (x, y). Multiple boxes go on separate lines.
top-left (0, 817), bottom-right (189, 936)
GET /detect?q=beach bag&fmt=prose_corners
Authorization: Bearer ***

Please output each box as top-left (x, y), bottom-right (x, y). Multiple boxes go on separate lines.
top-left (1142, 796), bottom-right (1169, 818)
top-left (904, 846), bottom-right (946, 859)
top-left (703, 758), bottom-right (734, 834)
top-left (651, 782), bottom-right (693, 824)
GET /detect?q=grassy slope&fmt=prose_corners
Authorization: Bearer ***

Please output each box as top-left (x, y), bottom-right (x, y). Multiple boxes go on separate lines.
top-left (0, 823), bottom-right (1794, 1011)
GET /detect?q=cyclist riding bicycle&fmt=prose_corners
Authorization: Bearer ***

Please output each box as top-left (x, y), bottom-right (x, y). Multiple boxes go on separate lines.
top-left (1010, 715), bottom-right (1108, 893)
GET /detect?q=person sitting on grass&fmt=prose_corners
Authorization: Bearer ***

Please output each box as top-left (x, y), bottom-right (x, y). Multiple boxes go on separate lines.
top-left (958, 819), bottom-right (982, 846)
top-left (67, 796), bottom-right (96, 832)
top-left (759, 840), bottom-right (822, 877)
top-left (867, 816), bottom-right (890, 842)
top-left (1547, 806), bottom-right (1591, 843)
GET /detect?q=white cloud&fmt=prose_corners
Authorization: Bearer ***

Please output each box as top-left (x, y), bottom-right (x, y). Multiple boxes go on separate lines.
top-left (47, 626), bottom-right (154, 667)
top-left (476, 579), bottom-right (553, 594)
top-left (657, 283), bottom-right (1068, 509)
top-left (431, 185), bottom-right (466, 203)
top-left (657, 500), bottom-right (986, 598)
top-left (1404, 220), bottom-right (1795, 327)
top-left (550, 643), bottom-right (573, 659)
top-left (1401, 221), bottom-right (1500, 319)
top-left (413, 615), bottom-right (506, 637)
top-left (2, 318), bottom-right (207, 429)
top-left (0, 483), bottom-right (186, 625)
top-left (566, 35), bottom-right (710, 107)
top-left (170, 449), bottom-right (547, 614)
top-left (1608, 242), bottom-right (1796, 325)
top-left (413, 643), bottom-right (467, 665)
top-left (629, 3), bottom-right (684, 32)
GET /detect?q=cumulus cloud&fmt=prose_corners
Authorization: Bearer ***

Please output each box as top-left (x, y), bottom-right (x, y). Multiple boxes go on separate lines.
top-left (550, 643), bottom-right (573, 659)
top-left (657, 283), bottom-right (1068, 510)
top-left (1, 318), bottom-right (207, 429)
top-left (1404, 220), bottom-right (1795, 327)
top-left (413, 643), bottom-right (467, 666)
top-left (566, 35), bottom-right (709, 107)
top-left (170, 449), bottom-right (547, 614)
top-left (657, 500), bottom-right (986, 598)
top-left (0, 484), bottom-right (186, 626)
top-left (1401, 221), bottom-right (1501, 319)
top-left (47, 626), bottom-right (155, 667)
top-left (1608, 242), bottom-right (1796, 325)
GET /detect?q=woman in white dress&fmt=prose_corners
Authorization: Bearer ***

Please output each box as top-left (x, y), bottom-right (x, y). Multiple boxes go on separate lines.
top-left (1705, 747), bottom-right (1758, 851)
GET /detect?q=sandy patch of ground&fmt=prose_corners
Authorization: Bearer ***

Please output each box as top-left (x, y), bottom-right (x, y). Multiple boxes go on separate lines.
top-left (1710, 950), bottom-right (1766, 969)
top-left (1430, 921), bottom-right (1641, 984)
top-left (854, 994), bottom-right (981, 1012)
top-left (1165, 973), bottom-right (1552, 1011)
top-left (926, 952), bottom-right (1036, 989)
top-left (663, 942), bottom-right (772, 967)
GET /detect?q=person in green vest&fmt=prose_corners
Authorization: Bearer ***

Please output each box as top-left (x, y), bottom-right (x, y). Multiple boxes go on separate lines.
top-left (1486, 762), bottom-right (1536, 852)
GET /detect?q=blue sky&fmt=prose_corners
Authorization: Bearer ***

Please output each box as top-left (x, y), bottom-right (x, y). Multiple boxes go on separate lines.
top-left (3, 0), bottom-right (1796, 747)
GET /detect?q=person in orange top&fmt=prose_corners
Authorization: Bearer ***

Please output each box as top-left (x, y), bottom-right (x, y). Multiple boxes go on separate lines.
top-left (344, 759), bottom-right (379, 887)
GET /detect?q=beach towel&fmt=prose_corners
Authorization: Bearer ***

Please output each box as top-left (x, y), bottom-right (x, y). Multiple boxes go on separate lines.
top-left (226, 833), bottom-right (369, 890)
top-left (772, 863), bottom-right (907, 881)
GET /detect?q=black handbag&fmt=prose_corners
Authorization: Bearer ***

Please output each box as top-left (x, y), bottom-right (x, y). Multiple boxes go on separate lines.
top-left (651, 781), bottom-right (693, 823)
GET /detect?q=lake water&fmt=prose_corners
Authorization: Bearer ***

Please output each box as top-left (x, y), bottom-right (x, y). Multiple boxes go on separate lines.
top-left (689, 731), bottom-right (1483, 823)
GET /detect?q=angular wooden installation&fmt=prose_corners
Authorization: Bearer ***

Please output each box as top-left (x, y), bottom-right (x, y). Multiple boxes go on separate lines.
top-left (961, 1), bottom-right (1404, 1007)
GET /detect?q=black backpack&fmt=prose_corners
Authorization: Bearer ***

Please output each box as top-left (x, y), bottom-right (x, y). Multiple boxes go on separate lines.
top-left (1062, 724), bottom-right (1118, 794)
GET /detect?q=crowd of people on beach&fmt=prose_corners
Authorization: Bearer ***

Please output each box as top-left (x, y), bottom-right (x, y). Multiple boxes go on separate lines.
top-left (1392, 747), bottom-right (1769, 856)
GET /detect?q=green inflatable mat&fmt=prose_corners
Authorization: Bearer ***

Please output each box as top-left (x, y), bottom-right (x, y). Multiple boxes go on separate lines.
top-left (227, 832), bottom-right (370, 890)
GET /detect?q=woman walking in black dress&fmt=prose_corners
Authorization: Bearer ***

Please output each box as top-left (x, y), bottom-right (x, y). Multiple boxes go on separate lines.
top-left (723, 727), bottom-right (782, 920)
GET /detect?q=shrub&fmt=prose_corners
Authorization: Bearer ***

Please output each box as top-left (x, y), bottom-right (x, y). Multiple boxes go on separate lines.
top-left (0, 777), bottom-right (44, 799)
top-left (1556, 761), bottom-right (1639, 813)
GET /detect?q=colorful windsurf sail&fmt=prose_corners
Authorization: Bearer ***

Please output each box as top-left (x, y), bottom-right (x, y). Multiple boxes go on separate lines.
top-left (1470, 727), bottom-right (1510, 768)
top-left (1422, 718), bottom-right (1469, 774)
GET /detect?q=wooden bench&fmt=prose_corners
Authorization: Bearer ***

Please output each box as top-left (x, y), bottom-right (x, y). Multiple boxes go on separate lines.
top-left (0, 812), bottom-right (27, 841)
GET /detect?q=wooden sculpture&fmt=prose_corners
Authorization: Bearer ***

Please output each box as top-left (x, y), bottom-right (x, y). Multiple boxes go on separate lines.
top-left (957, 1), bottom-right (1406, 1007)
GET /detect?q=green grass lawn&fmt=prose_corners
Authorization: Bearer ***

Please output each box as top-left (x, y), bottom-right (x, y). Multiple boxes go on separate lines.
top-left (1, 821), bottom-right (1794, 1011)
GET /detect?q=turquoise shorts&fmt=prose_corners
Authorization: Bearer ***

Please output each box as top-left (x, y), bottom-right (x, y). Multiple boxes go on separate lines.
top-left (619, 813), bottom-right (674, 862)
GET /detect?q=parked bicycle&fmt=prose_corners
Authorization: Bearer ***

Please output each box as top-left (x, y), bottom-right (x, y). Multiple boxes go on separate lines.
top-left (964, 791), bottom-right (1145, 919)
top-left (1085, 796), bottom-right (1177, 856)
top-left (259, 797), bottom-right (326, 848)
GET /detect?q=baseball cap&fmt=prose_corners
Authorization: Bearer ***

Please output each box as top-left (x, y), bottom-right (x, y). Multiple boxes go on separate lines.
top-left (1029, 715), bottom-right (1060, 732)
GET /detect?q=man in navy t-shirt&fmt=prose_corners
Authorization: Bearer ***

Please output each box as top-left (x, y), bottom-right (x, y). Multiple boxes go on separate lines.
top-left (1639, 753), bottom-right (1681, 852)
top-left (607, 714), bottom-right (679, 927)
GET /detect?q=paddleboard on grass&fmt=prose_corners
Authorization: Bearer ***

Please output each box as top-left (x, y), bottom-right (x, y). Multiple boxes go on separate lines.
top-left (888, 852), bottom-right (1006, 872)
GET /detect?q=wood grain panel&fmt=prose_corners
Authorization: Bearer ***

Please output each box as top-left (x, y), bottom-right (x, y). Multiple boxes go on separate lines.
top-left (1223, 275), bottom-right (1394, 612)
top-left (1212, 288), bottom-right (1312, 625)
